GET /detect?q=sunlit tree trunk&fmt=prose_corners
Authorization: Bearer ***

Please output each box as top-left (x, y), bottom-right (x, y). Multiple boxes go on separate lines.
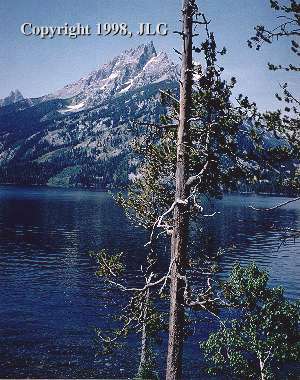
top-left (138, 289), bottom-right (150, 375)
top-left (259, 355), bottom-right (267, 380)
top-left (166, 1), bottom-right (194, 379)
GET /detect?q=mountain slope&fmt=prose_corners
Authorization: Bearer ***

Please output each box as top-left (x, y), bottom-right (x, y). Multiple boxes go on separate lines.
top-left (0, 43), bottom-right (179, 188)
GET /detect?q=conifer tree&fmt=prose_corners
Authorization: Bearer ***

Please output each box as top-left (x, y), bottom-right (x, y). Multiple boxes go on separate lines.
top-left (93, 1), bottom-right (298, 378)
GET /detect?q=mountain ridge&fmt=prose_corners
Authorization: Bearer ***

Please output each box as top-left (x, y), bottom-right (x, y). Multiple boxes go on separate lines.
top-left (0, 43), bottom-right (289, 192)
top-left (0, 43), bottom-right (179, 188)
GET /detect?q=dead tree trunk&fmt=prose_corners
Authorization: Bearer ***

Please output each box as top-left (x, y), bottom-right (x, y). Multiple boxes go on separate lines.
top-left (138, 289), bottom-right (150, 375)
top-left (166, 0), bottom-right (194, 379)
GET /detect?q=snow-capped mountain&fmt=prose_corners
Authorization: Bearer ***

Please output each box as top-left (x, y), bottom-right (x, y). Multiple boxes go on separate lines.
top-left (50, 41), bottom-right (177, 112)
top-left (0, 43), bottom-right (178, 187)
top-left (0, 90), bottom-right (24, 107)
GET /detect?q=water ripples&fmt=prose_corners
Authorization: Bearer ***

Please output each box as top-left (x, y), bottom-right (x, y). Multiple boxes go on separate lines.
top-left (0, 187), bottom-right (299, 378)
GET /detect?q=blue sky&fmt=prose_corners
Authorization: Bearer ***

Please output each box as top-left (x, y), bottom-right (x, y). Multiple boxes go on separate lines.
top-left (0, 0), bottom-right (298, 110)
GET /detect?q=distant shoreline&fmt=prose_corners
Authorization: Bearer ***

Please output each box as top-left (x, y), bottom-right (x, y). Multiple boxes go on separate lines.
top-left (0, 183), bottom-right (297, 199)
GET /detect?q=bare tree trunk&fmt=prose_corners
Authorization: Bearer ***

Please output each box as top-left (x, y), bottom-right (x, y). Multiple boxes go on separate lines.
top-left (138, 289), bottom-right (150, 375)
top-left (166, 1), bottom-right (194, 379)
top-left (259, 357), bottom-right (267, 380)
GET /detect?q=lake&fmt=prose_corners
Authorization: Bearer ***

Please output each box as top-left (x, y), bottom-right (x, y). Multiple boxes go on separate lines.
top-left (0, 186), bottom-right (299, 379)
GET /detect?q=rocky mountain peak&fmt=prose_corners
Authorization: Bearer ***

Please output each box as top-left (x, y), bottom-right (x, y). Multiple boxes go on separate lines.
top-left (51, 42), bottom-right (177, 111)
top-left (119, 41), bottom-right (157, 61)
top-left (0, 89), bottom-right (24, 107)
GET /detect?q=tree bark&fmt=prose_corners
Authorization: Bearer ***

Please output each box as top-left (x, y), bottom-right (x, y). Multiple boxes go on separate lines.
top-left (138, 289), bottom-right (150, 375)
top-left (166, 1), bottom-right (194, 379)
top-left (259, 356), bottom-right (267, 380)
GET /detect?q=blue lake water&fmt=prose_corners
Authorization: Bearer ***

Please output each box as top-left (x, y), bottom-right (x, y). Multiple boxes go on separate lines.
top-left (0, 186), bottom-right (299, 379)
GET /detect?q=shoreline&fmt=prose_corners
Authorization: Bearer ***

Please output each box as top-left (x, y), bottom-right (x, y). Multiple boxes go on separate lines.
top-left (0, 183), bottom-right (298, 199)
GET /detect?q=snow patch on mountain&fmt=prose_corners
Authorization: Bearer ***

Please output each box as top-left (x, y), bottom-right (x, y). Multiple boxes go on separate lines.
top-left (119, 79), bottom-right (134, 94)
top-left (64, 101), bottom-right (86, 113)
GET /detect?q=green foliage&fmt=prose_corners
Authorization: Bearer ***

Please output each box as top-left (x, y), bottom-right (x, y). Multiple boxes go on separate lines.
top-left (202, 263), bottom-right (300, 379)
top-left (91, 248), bottom-right (168, 363)
top-left (116, 126), bottom-right (177, 228)
top-left (91, 249), bottom-right (125, 278)
top-left (0, 152), bottom-right (131, 189)
top-left (135, 348), bottom-right (159, 380)
top-left (118, 27), bottom-right (289, 230)
top-left (222, 262), bottom-right (269, 310)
